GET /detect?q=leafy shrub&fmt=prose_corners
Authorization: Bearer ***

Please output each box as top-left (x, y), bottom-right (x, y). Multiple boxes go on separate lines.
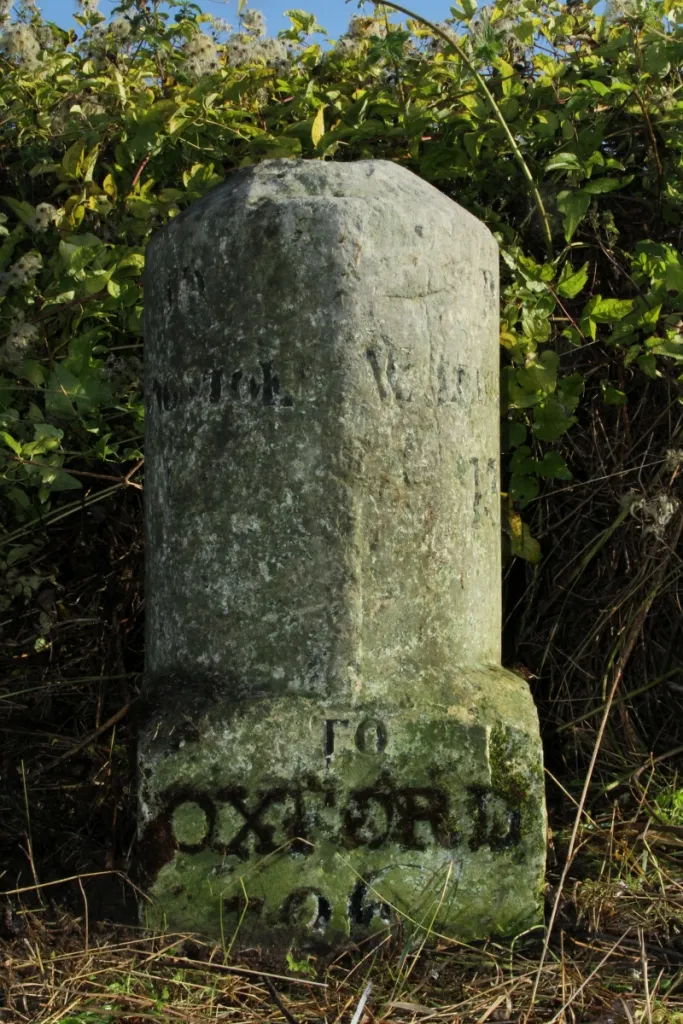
top-left (0, 0), bottom-right (681, 573)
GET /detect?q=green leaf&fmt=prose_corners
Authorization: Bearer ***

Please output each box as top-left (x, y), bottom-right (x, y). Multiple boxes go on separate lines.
top-left (589, 297), bottom-right (635, 322)
top-left (284, 9), bottom-right (326, 35)
top-left (102, 173), bottom-right (118, 200)
top-left (647, 335), bottom-right (683, 362)
top-left (533, 111), bottom-right (560, 137)
top-left (494, 58), bottom-right (524, 97)
top-left (62, 140), bottom-right (85, 179)
top-left (665, 263), bottom-right (683, 294)
top-left (457, 0), bottom-right (477, 19)
top-left (545, 152), bottom-right (582, 172)
top-left (29, 162), bottom-right (61, 178)
top-left (582, 176), bottom-right (632, 195)
top-left (637, 353), bottom-right (659, 378)
top-left (510, 473), bottom-right (539, 506)
top-left (82, 145), bottom-right (100, 183)
top-left (579, 78), bottom-right (611, 97)
top-left (7, 486), bottom-right (30, 510)
top-left (557, 261), bottom-right (589, 299)
top-left (59, 232), bottom-right (102, 270)
top-left (33, 422), bottom-right (63, 443)
top-left (536, 451), bottom-right (572, 479)
top-left (126, 197), bottom-right (155, 220)
top-left (83, 270), bottom-right (112, 295)
top-left (285, 950), bottom-right (317, 976)
top-left (556, 190), bottom-right (591, 242)
top-left (625, 344), bottom-right (642, 366)
top-left (499, 96), bottom-right (520, 120)
top-left (601, 383), bottom-right (627, 404)
top-left (464, 131), bottom-right (484, 160)
top-left (533, 397), bottom-right (577, 441)
top-left (2, 196), bottom-right (35, 226)
top-left (637, 303), bottom-right (661, 330)
top-left (0, 430), bottom-right (22, 455)
top-left (51, 469), bottom-right (83, 491)
top-left (506, 504), bottom-right (541, 563)
top-left (516, 350), bottom-right (559, 395)
top-left (311, 104), bottom-right (326, 148)
top-left (45, 364), bottom-right (87, 419)
top-left (38, 465), bottom-right (83, 490)
top-left (643, 41), bottom-right (670, 75)
top-left (510, 445), bottom-right (535, 475)
top-left (502, 420), bottom-right (527, 450)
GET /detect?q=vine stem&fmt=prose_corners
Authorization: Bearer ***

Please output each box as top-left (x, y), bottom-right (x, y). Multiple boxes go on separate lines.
top-left (370, 0), bottom-right (554, 258)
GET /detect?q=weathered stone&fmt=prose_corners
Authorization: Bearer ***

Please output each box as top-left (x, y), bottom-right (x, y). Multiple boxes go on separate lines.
top-left (140, 159), bottom-right (546, 948)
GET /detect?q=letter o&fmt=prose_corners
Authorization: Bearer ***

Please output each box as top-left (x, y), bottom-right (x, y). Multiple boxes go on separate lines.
top-left (354, 718), bottom-right (388, 754)
top-left (169, 796), bottom-right (214, 853)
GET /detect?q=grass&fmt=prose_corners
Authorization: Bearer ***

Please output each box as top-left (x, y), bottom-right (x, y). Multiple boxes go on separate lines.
top-left (1, 900), bottom-right (682, 1022)
top-left (2, 789), bottom-right (683, 1023)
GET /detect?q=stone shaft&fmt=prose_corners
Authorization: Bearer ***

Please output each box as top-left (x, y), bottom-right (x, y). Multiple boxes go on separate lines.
top-left (140, 160), bottom-right (546, 947)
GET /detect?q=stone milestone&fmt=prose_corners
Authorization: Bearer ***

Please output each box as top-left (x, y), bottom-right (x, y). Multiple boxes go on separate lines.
top-left (140, 159), bottom-right (546, 947)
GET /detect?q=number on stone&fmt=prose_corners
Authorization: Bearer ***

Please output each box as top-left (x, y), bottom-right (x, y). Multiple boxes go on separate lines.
top-left (281, 888), bottom-right (332, 933)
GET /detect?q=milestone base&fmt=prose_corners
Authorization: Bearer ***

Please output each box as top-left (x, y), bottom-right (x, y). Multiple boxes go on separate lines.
top-left (139, 666), bottom-right (545, 949)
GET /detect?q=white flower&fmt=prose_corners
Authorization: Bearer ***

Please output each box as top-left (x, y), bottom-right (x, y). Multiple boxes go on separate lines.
top-left (78, 0), bottom-right (99, 15)
top-left (333, 35), bottom-right (363, 57)
top-left (241, 8), bottom-right (265, 36)
top-left (110, 16), bottom-right (131, 39)
top-left (0, 22), bottom-right (41, 67)
top-left (1, 319), bottom-right (39, 366)
top-left (183, 31), bottom-right (221, 77)
top-left (209, 17), bottom-right (232, 35)
top-left (33, 203), bottom-right (56, 231)
top-left (8, 251), bottom-right (42, 286)
top-left (225, 32), bottom-right (289, 70)
top-left (0, 0), bottom-right (12, 22)
top-left (348, 14), bottom-right (387, 39)
top-left (425, 21), bottom-right (456, 54)
top-left (84, 21), bottom-right (107, 48)
top-left (37, 24), bottom-right (54, 49)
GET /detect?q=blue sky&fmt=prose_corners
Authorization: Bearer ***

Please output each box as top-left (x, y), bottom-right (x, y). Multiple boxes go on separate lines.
top-left (34, 0), bottom-right (456, 39)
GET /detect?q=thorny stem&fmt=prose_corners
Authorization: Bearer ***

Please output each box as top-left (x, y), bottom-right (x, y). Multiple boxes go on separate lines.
top-left (9, 456), bottom-right (144, 490)
top-left (0, 482), bottom-right (122, 549)
top-left (131, 154), bottom-right (151, 190)
top-left (369, 0), bottom-right (554, 258)
top-left (546, 282), bottom-right (584, 338)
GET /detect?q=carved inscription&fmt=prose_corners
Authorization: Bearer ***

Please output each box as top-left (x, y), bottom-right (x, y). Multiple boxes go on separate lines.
top-left (344, 778), bottom-right (453, 850)
top-left (152, 361), bottom-right (293, 413)
top-left (205, 881), bottom-right (392, 934)
top-left (324, 717), bottom-right (387, 764)
top-left (364, 346), bottom-right (495, 406)
top-left (355, 717), bottom-right (388, 755)
top-left (158, 774), bottom-right (522, 862)
top-left (152, 354), bottom-right (496, 413)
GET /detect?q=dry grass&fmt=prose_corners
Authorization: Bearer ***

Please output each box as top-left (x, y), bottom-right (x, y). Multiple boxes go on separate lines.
top-left (1, 873), bottom-right (682, 1024)
top-left (2, 796), bottom-right (683, 1024)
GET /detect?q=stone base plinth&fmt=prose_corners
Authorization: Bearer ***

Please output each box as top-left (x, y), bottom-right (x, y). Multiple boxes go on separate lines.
top-left (139, 666), bottom-right (545, 948)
